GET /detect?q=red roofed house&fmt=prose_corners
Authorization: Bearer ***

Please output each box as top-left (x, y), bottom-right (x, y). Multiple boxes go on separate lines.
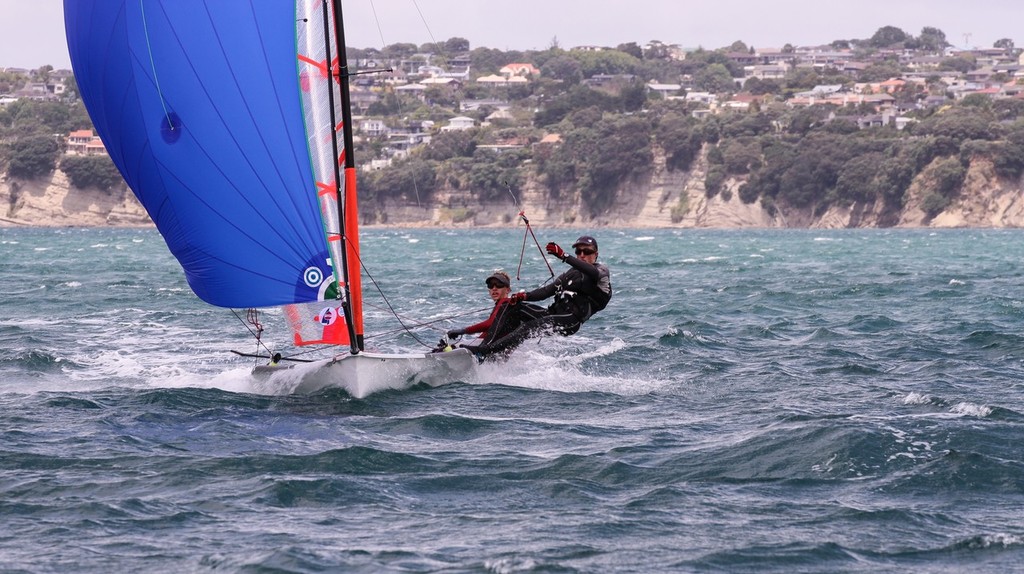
top-left (500, 63), bottom-right (540, 79)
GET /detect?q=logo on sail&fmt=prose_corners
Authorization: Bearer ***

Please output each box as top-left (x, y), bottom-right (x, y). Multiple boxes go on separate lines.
top-left (315, 306), bottom-right (343, 326)
top-left (303, 266), bottom-right (324, 288)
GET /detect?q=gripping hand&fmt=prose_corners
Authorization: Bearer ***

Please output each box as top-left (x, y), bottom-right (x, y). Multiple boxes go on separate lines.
top-left (546, 242), bottom-right (566, 260)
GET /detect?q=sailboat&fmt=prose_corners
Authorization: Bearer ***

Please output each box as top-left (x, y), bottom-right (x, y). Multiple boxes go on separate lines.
top-left (64, 0), bottom-right (477, 398)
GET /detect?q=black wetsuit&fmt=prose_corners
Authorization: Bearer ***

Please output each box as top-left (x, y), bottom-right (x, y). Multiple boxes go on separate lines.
top-left (475, 255), bottom-right (611, 357)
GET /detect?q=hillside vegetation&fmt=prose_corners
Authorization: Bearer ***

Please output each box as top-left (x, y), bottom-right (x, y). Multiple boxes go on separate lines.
top-left (3, 26), bottom-right (1024, 227)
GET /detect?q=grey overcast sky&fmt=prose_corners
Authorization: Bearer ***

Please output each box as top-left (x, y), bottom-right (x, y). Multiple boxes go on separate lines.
top-left (2, 0), bottom-right (1021, 70)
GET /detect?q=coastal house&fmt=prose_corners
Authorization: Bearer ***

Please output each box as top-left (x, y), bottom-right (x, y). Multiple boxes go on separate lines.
top-left (476, 74), bottom-right (508, 86)
top-left (840, 62), bottom-right (870, 77)
top-left (440, 116), bottom-right (475, 132)
top-left (12, 83), bottom-right (58, 102)
top-left (476, 75), bottom-right (527, 87)
top-left (421, 77), bottom-right (462, 89)
top-left (744, 64), bottom-right (788, 80)
top-left (874, 78), bottom-right (907, 93)
top-left (349, 87), bottom-right (379, 112)
top-left (461, 99), bottom-right (510, 112)
top-left (66, 130), bottom-right (104, 155)
top-left (726, 92), bottom-right (768, 111)
top-left (584, 74), bottom-right (637, 96)
top-left (536, 133), bottom-right (562, 147)
top-left (359, 119), bottom-right (389, 137)
top-left (499, 63), bottom-right (539, 78)
top-left (484, 109), bottom-right (514, 123)
top-left (794, 84), bottom-right (844, 98)
top-left (685, 91), bottom-right (716, 105)
top-left (646, 82), bottom-right (682, 98)
top-left (477, 136), bottom-right (527, 153)
top-left (727, 52), bottom-right (759, 67)
top-left (395, 83), bottom-right (427, 101)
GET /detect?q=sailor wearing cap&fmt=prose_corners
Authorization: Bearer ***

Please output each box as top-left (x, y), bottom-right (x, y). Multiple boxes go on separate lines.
top-left (474, 235), bottom-right (612, 358)
top-left (442, 270), bottom-right (514, 346)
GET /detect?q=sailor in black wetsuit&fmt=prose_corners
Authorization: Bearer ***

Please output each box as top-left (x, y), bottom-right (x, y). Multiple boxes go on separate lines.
top-left (473, 235), bottom-right (612, 358)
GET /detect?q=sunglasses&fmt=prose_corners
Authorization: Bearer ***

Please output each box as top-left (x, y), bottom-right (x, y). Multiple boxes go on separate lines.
top-left (487, 282), bottom-right (507, 289)
top-left (575, 248), bottom-right (596, 256)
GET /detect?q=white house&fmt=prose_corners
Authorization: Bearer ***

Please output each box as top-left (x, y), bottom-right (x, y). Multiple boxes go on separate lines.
top-left (441, 116), bottom-right (475, 131)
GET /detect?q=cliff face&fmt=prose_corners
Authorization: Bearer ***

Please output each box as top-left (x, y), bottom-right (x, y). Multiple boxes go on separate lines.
top-left (367, 147), bottom-right (1024, 229)
top-left (1, 170), bottom-right (150, 227)
top-left (3, 151), bottom-right (1023, 229)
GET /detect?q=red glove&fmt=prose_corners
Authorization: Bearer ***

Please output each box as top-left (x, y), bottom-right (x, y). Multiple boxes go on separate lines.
top-left (546, 242), bottom-right (566, 260)
top-left (510, 291), bottom-right (527, 303)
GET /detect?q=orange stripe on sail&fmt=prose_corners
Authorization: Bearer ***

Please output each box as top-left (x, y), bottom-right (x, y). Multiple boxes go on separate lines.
top-left (297, 54), bottom-right (329, 78)
top-left (316, 181), bottom-right (337, 199)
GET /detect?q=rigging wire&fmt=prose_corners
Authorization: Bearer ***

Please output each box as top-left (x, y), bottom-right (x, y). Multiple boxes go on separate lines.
top-left (347, 244), bottom-right (437, 349)
top-left (365, 0), bottom-right (433, 208)
top-left (231, 308), bottom-right (274, 362)
top-left (409, 0), bottom-right (450, 68)
top-left (505, 181), bottom-right (555, 282)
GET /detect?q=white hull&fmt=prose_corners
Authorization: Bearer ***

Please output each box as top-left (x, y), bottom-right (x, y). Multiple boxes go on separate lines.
top-left (252, 348), bottom-right (477, 399)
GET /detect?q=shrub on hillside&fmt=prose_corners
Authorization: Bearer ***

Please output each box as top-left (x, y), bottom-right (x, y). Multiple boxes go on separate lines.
top-left (60, 154), bottom-right (123, 191)
top-left (6, 135), bottom-right (59, 179)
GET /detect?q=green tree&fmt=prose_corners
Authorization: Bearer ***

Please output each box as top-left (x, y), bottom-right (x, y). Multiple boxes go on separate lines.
top-left (570, 49), bottom-right (643, 78)
top-left (540, 55), bottom-right (583, 84)
top-left (467, 148), bottom-right (527, 200)
top-left (655, 111), bottom-right (703, 171)
top-left (566, 106), bottom-right (604, 129)
top-left (914, 107), bottom-right (996, 141)
top-left (470, 47), bottom-right (509, 76)
top-left (858, 62), bottom-right (904, 82)
top-left (917, 27), bottom-right (949, 52)
top-left (362, 158), bottom-right (437, 203)
top-left (727, 41), bottom-right (749, 53)
top-left (419, 129), bottom-right (477, 161)
top-left (381, 42), bottom-right (418, 60)
top-left (616, 42), bottom-right (643, 60)
top-left (443, 37), bottom-right (470, 54)
top-left (721, 138), bottom-right (761, 174)
top-left (60, 154), bottom-right (124, 191)
top-left (619, 81), bottom-right (647, 112)
top-left (695, 63), bottom-right (736, 93)
top-left (744, 77), bottom-right (781, 95)
top-left (704, 165), bottom-right (726, 197)
top-left (7, 135), bottom-right (60, 179)
top-left (534, 85), bottom-right (614, 127)
top-left (939, 56), bottom-right (976, 74)
top-left (919, 156), bottom-right (965, 218)
top-left (578, 116), bottom-right (653, 214)
top-left (31, 65), bottom-right (53, 83)
top-left (833, 151), bottom-right (886, 204)
top-left (869, 26), bottom-right (909, 48)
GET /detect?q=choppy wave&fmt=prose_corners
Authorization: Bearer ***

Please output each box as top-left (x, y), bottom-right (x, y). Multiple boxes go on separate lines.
top-left (3, 228), bottom-right (1024, 571)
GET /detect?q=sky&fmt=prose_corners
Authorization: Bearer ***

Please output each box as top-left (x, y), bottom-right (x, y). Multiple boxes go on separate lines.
top-left (3, 0), bottom-right (1021, 70)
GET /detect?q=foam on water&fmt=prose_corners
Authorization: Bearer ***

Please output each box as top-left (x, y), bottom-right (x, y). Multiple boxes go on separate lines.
top-left (5, 227), bottom-right (1024, 572)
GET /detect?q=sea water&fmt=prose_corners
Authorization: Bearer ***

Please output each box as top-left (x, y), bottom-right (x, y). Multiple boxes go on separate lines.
top-left (1, 226), bottom-right (1023, 573)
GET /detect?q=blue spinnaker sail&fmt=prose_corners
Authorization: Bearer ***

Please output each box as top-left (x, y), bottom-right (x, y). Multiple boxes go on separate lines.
top-left (65, 1), bottom-right (332, 308)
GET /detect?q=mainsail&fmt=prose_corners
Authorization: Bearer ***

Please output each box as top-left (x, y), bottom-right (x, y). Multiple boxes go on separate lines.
top-left (65, 1), bottom-right (364, 348)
